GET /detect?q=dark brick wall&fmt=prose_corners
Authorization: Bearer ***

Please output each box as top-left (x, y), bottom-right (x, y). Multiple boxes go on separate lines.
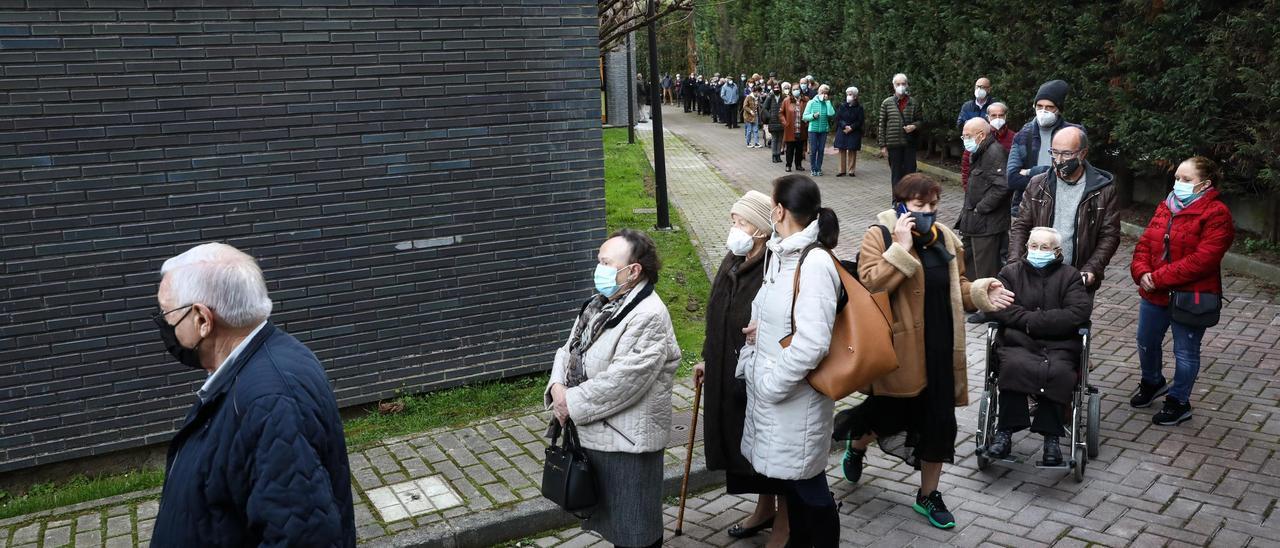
top-left (0, 1), bottom-right (605, 473)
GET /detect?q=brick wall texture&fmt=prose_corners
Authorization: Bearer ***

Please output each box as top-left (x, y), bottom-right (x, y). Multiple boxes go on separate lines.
top-left (0, 0), bottom-right (605, 473)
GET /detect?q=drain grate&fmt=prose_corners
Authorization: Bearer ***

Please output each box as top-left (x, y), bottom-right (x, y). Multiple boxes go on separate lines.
top-left (666, 409), bottom-right (704, 448)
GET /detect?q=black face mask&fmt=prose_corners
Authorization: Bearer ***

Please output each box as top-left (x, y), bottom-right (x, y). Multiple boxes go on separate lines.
top-left (1054, 157), bottom-right (1082, 181)
top-left (154, 306), bottom-right (205, 370)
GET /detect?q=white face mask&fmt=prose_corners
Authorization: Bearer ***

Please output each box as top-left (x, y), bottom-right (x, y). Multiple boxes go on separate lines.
top-left (975, 87), bottom-right (988, 100)
top-left (1036, 109), bottom-right (1058, 127)
top-left (895, 84), bottom-right (908, 95)
top-left (846, 94), bottom-right (855, 103)
top-left (725, 227), bottom-right (755, 256)
top-left (989, 117), bottom-right (1006, 130)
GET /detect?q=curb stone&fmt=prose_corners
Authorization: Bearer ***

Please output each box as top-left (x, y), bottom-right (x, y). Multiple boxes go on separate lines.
top-left (369, 457), bottom-right (723, 547)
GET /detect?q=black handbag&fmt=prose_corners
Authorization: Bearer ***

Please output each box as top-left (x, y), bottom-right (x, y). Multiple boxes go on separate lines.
top-left (1162, 216), bottom-right (1223, 328)
top-left (1170, 290), bottom-right (1221, 328)
top-left (541, 419), bottom-right (597, 517)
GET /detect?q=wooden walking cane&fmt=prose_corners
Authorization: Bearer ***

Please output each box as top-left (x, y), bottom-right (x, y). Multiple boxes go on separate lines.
top-left (674, 377), bottom-right (703, 536)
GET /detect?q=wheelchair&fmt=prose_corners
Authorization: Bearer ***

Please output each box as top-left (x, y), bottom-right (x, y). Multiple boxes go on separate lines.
top-left (974, 322), bottom-right (1101, 482)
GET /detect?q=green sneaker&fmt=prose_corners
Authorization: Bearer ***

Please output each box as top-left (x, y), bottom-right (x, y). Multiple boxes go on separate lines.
top-left (913, 490), bottom-right (956, 529)
top-left (841, 440), bottom-right (864, 483)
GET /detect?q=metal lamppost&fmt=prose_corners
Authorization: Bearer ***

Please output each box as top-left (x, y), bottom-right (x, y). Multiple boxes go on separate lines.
top-left (646, 0), bottom-right (671, 230)
top-left (626, 32), bottom-right (635, 144)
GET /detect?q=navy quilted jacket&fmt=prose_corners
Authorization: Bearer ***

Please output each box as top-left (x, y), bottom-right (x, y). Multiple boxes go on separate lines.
top-left (151, 323), bottom-right (356, 547)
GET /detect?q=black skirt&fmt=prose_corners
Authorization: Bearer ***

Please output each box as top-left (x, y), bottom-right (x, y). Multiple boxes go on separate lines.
top-left (833, 242), bottom-right (957, 467)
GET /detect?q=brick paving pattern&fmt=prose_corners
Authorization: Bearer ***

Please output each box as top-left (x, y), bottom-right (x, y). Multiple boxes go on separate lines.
top-left (1, 108), bottom-right (1276, 547)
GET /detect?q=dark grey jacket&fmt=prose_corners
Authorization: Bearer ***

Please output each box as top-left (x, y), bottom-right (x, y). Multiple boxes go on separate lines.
top-left (956, 136), bottom-right (1012, 236)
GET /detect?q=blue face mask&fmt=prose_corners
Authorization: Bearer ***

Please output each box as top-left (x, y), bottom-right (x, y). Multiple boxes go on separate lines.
top-left (1027, 249), bottom-right (1057, 269)
top-left (593, 264), bottom-right (621, 297)
top-left (962, 137), bottom-right (979, 153)
top-left (1172, 180), bottom-right (1198, 202)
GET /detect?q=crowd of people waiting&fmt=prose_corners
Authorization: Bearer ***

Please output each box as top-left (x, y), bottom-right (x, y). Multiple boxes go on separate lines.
top-left (552, 72), bottom-right (1239, 547)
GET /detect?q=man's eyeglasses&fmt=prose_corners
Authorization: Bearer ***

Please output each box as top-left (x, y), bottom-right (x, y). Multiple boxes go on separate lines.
top-left (152, 304), bottom-right (194, 323)
top-left (1048, 148), bottom-right (1081, 160)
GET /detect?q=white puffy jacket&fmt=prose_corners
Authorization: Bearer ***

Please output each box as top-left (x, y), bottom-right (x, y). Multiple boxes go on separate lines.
top-left (545, 282), bottom-right (682, 453)
top-left (737, 220), bottom-right (840, 480)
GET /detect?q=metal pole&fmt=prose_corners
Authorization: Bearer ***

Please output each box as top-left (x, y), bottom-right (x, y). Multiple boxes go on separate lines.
top-left (626, 32), bottom-right (635, 144)
top-left (647, 0), bottom-right (671, 230)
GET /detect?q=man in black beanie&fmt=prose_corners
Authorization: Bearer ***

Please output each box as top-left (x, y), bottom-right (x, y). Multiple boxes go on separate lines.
top-left (1006, 79), bottom-right (1083, 218)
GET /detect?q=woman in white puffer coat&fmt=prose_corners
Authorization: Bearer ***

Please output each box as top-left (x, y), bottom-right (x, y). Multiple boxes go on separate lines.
top-left (737, 174), bottom-right (842, 548)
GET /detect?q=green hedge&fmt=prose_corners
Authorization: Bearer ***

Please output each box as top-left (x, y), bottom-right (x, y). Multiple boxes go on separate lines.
top-left (674, 0), bottom-right (1279, 199)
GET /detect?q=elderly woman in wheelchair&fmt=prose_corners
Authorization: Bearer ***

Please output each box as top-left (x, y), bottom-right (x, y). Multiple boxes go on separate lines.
top-left (983, 227), bottom-right (1093, 466)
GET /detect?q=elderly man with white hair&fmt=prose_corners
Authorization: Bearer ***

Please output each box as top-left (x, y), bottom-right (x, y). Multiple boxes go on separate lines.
top-left (150, 243), bottom-right (356, 547)
top-left (878, 72), bottom-right (923, 189)
top-left (982, 227), bottom-right (1093, 467)
top-left (956, 117), bottom-right (1012, 308)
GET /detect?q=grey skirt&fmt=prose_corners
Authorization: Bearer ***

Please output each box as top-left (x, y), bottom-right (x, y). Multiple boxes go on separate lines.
top-left (582, 448), bottom-right (664, 546)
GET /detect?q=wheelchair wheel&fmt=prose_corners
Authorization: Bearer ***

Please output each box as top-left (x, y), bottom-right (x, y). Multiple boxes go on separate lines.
top-left (1086, 389), bottom-right (1101, 459)
top-left (976, 389), bottom-right (993, 470)
top-left (1072, 446), bottom-right (1086, 482)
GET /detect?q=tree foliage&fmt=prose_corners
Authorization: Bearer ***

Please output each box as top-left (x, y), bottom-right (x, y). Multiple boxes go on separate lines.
top-left (676, 0), bottom-right (1279, 199)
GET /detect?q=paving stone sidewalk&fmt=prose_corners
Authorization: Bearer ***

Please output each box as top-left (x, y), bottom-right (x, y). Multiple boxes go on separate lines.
top-left (0, 382), bottom-right (713, 548)
top-left (539, 108), bottom-right (1280, 547)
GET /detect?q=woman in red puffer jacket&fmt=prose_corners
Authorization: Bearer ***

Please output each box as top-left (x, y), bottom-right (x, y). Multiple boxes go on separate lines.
top-left (1128, 156), bottom-right (1234, 426)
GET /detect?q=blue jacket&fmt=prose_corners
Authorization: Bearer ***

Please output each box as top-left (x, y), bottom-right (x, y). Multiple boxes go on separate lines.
top-left (720, 82), bottom-right (739, 105)
top-left (152, 323), bottom-right (356, 548)
top-left (1006, 117), bottom-right (1085, 195)
top-left (955, 98), bottom-right (997, 129)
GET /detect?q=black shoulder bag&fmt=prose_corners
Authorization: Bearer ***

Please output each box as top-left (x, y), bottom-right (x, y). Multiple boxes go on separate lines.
top-left (1163, 215), bottom-right (1222, 328)
top-left (541, 419), bottom-right (597, 517)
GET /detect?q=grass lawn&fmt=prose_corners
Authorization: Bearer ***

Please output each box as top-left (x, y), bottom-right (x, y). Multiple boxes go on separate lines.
top-left (0, 127), bottom-right (711, 520)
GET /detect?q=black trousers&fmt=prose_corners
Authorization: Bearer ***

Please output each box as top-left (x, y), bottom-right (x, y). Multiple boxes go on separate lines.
top-left (783, 473), bottom-right (840, 548)
top-left (998, 390), bottom-right (1065, 436)
top-left (963, 232), bottom-right (1009, 280)
top-left (887, 145), bottom-right (917, 188)
top-left (725, 102), bottom-right (738, 128)
top-left (786, 140), bottom-right (806, 169)
top-left (683, 94), bottom-right (692, 112)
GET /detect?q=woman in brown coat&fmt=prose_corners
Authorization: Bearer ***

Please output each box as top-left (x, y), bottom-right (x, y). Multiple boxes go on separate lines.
top-left (832, 174), bottom-right (1012, 530)
top-left (779, 83), bottom-right (809, 173)
top-left (694, 191), bottom-right (790, 546)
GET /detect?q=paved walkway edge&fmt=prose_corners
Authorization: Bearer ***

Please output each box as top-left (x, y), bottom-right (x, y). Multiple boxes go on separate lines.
top-left (371, 457), bottom-right (724, 547)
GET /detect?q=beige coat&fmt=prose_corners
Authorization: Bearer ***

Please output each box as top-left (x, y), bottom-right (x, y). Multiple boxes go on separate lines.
top-left (857, 210), bottom-right (999, 406)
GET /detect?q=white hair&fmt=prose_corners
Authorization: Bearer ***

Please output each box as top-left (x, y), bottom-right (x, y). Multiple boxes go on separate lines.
top-left (845, 86), bottom-right (858, 97)
top-left (817, 84), bottom-right (830, 93)
top-left (988, 101), bottom-right (1009, 114)
top-left (1029, 227), bottom-right (1063, 248)
top-left (161, 242), bottom-right (272, 328)
top-left (781, 81), bottom-right (792, 89)
top-left (892, 73), bottom-right (908, 84)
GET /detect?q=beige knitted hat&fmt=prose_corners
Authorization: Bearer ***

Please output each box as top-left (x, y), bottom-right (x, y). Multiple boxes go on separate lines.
top-left (731, 190), bottom-right (774, 236)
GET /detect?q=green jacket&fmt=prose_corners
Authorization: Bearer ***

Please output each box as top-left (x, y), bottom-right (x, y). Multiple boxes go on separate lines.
top-left (878, 94), bottom-right (923, 148)
top-left (802, 98), bottom-right (836, 133)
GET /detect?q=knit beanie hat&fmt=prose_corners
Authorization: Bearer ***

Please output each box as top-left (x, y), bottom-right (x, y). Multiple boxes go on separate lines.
top-left (1034, 80), bottom-right (1069, 110)
top-left (731, 190), bottom-right (773, 236)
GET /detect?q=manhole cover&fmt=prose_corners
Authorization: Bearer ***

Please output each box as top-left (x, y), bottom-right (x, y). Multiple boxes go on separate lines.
top-left (666, 410), bottom-right (704, 448)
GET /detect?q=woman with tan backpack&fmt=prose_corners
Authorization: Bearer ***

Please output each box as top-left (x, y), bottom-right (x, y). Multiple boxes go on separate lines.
top-left (737, 174), bottom-right (841, 547)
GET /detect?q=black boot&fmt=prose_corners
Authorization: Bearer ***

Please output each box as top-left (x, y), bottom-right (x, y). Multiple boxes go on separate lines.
top-left (1041, 435), bottom-right (1063, 466)
top-left (987, 429), bottom-right (1012, 459)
